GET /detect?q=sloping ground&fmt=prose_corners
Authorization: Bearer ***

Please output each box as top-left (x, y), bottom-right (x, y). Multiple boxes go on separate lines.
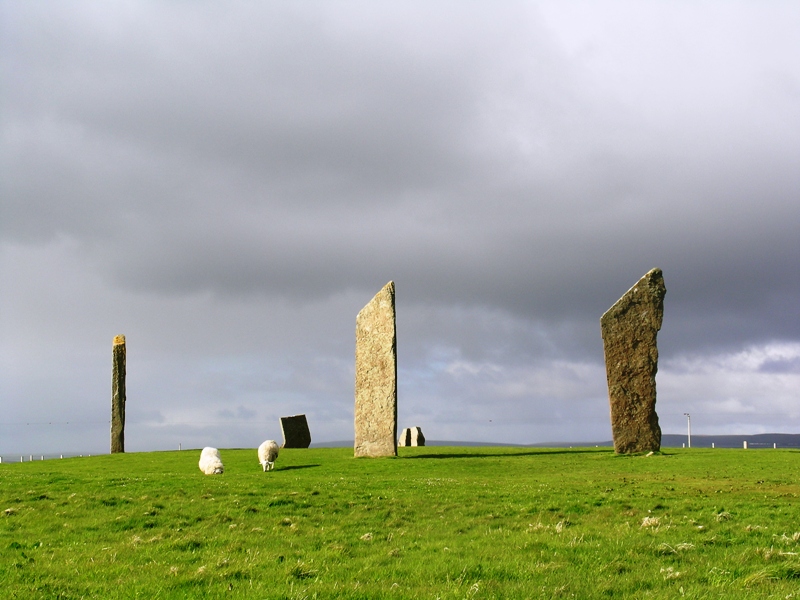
top-left (314, 433), bottom-right (800, 449)
top-left (2, 447), bottom-right (800, 598)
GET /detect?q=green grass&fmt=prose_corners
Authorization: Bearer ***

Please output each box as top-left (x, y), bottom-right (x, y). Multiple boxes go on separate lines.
top-left (1, 447), bottom-right (799, 599)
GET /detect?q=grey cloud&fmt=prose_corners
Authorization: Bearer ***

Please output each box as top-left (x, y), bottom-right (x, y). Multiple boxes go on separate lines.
top-left (2, 2), bottom-right (800, 453)
top-left (759, 357), bottom-right (800, 375)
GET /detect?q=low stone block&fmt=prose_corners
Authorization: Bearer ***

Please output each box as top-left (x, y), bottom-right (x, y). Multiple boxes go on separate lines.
top-left (280, 414), bottom-right (311, 448)
top-left (399, 426), bottom-right (425, 447)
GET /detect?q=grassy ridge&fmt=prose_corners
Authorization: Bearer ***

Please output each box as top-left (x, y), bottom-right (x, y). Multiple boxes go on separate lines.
top-left (1, 447), bottom-right (799, 598)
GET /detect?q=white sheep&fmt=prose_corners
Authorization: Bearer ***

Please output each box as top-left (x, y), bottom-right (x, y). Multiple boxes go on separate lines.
top-left (198, 447), bottom-right (224, 475)
top-left (258, 440), bottom-right (279, 471)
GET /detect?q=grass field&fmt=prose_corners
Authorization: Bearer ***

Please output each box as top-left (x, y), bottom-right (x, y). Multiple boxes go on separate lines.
top-left (1, 446), bottom-right (799, 599)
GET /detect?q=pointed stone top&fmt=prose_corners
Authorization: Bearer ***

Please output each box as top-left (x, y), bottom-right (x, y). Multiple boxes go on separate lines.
top-left (379, 280), bottom-right (395, 297)
top-left (642, 267), bottom-right (663, 284)
top-left (113, 335), bottom-right (126, 345)
top-left (357, 281), bottom-right (394, 319)
top-left (601, 268), bottom-right (664, 324)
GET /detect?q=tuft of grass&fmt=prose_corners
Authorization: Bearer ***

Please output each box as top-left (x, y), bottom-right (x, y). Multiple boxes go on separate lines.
top-left (0, 446), bottom-right (799, 598)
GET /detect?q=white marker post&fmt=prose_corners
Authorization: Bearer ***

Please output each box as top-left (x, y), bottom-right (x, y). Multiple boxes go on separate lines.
top-left (684, 413), bottom-right (691, 448)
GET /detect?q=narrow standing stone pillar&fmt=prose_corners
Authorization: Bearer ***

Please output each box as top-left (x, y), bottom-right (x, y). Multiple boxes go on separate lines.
top-left (600, 269), bottom-right (666, 454)
top-left (110, 334), bottom-right (126, 453)
top-left (354, 281), bottom-right (397, 457)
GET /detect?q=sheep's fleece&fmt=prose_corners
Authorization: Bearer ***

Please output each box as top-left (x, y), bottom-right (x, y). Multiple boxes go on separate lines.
top-left (258, 440), bottom-right (279, 471)
top-left (199, 447), bottom-right (224, 475)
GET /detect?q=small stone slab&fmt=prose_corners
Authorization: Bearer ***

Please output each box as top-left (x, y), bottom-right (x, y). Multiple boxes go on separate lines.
top-left (601, 268), bottom-right (666, 454)
top-left (399, 426), bottom-right (425, 447)
top-left (280, 414), bottom-right (311, 448)
top-left (354, 281), bottom-right (397, 457)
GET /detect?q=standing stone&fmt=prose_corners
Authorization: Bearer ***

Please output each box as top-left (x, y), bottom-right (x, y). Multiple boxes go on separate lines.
top-left (601, 268), bottom-right (666, 454)
top-left (410, 426), bottom-right (425, 446)
top-left (399, 426), bottom-right (425, 447)
top-left (354, 281), bottom-right (397, 457)
top-left (399, 428), bottom-right (410, 447)
top-left (280, 414), bottom-right (312, 448)
top-left (110, 334), bottom-right (126, 454)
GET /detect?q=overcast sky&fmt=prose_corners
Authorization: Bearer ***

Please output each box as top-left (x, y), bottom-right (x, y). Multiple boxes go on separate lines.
top-left (2, 1), bottom-right (799, 455)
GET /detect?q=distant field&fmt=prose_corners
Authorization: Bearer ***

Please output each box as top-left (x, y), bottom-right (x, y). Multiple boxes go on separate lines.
top-left (1, 447), bottom-right (799, 599)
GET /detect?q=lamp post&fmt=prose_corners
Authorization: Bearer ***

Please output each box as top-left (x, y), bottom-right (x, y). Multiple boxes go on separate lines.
top-left (684, 413), bottom-right (691, 448)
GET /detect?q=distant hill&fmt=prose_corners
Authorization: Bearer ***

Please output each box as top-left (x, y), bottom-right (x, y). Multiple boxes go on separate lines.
top-left (522, 433), bottom-right (800, 449)
top-left (312, 440), bottom-right (528, 448)
top-left (312, 433), bottom-right (800, 450)
top-left (312, 440), bottom-right (531, 449)
top-left (659, 433), bottom-right (800, 449)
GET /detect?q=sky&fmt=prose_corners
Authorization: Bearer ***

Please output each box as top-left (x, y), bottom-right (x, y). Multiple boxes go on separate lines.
top-left (1, 1), bottom-right (799, 455)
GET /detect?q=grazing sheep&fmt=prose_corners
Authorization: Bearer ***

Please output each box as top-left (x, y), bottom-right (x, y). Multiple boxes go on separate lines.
top-left (199, 447), bottom-right (224, 475)
top-left (258, 440), bottom-right (279, 471)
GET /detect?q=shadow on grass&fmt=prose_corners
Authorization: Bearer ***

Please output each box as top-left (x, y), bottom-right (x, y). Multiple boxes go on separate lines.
top-left (403, 449), bottom-right (612, 460)
top-left (277, 464), bottom-right (321, 471)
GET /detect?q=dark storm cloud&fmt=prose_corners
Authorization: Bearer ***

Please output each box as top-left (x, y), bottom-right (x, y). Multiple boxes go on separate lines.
top-left (5, 3), bottom-right (797, 326)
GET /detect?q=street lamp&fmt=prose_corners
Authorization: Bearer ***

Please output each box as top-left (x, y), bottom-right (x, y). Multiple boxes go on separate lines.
top-left (684, 413), bottom-right (691, 448)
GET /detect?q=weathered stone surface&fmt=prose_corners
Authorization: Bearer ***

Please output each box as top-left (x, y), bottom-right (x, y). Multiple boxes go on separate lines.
top-left (280, 414), bottom-right (312, 448)
top-left (354, 281), bottom-right (397, 457)
top-left (601, 268), bottom-right (666, 454)
top-left (110, 334), bottom-right (126, 454)
top-left (399, 426), bottom-right (425, 447)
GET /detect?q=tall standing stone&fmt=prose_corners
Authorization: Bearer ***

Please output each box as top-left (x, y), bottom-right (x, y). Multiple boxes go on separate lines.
top-left (110, 334), bottom-right (126, 454)
top-left (601, 268), bottom-right (666, 454)
top-left (354, 281), bottom-right (397, 457)
top-left (280, 414), bottom-right (312, 448)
